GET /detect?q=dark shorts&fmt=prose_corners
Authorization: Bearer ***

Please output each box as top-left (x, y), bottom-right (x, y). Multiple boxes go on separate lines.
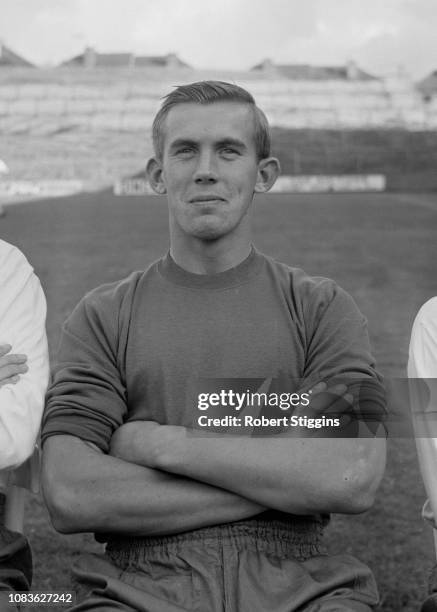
top-left (0, 525), bottom-right (32, 611)
top-left (69, 517), bottom-right (378, 612)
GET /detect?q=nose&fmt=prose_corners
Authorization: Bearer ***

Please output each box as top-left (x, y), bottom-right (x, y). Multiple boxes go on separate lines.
top-left (193, 151), bottom-right (218, 184)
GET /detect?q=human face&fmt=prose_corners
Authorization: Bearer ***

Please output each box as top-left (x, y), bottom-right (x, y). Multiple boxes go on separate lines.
top-left (159, 101), bottom-right (261, 242)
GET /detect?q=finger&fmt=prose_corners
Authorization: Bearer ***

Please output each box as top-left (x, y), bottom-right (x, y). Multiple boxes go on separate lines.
top-left (307, 391), bottom-right (332, 413)
top-left (0, 354), bottom-right (27, 365)
top-left (308, 381), bottom-right (327, 395)
top-left (0, 363), bottom-right (29, 379)
top-left (325, 383), bottom-right (348, 397)
top-left (309, 383), bottom-right (351, 406)
top-left (0, 344), bottom-right (12, 357)
top-left (0, 374), bottom-right (20, 387)
top-left (1, 363), bottom-right (29, 373)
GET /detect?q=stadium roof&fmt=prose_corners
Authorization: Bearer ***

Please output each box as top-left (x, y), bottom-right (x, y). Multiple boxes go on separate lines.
top-left (0, 41), bottom-right (34, 67)
top-left (417, 70), bottom-right (437, 98)
top-left (251, 59), bottom-right (378, 81)
top-left (61, 47), bottom-right (189, 69)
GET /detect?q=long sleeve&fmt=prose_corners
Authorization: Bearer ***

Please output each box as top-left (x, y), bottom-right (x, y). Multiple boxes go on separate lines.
top-left (42, 276), bottom-right (136, 453)
top-left (408, 298), bottom-right (437, 530)
top-left (0, 241), bottom-right (50, 469)
top-left (408, 297), bottom-right (437, 378)
top-left (299, 278), bottom-right (386, 434)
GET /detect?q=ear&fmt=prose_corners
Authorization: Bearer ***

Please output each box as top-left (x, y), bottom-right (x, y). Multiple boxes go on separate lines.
top-left (146, 157), bottom-right (167, 195)
top-left (254, 157), bottom-right (281, 193)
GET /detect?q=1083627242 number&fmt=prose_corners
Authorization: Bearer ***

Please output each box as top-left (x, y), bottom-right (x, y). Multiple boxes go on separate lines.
top-left (0, 592), bottom-right (76, 607)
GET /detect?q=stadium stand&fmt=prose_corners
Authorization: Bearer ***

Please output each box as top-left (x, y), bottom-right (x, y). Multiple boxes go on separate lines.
top-left (1, 53), bottom-right (437, 186)
top-left (0, 59), bottom-right (434, 134)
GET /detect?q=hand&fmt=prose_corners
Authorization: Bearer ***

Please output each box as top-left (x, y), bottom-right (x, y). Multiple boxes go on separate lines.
top-left (0, 344), bottom-right (28, 387)
top-left (307, 381), bottom-right (354, 414)
top-left (298, 380), bottom-right (357, 437)
top-left (423, 499), bottom-right (436, 527)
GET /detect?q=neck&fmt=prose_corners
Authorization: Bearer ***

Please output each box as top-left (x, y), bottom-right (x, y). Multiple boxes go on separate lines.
top-left (170, 232), bottom-right (253, 275)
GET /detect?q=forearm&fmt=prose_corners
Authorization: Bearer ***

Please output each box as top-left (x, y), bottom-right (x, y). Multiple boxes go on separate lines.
top-left (42, 435), bottom-right (264, 536)
top-left (146, 429), bottom-right (386, 515)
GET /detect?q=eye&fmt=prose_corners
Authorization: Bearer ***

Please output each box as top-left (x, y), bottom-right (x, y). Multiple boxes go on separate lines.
top-left (220, 147), bottom-right (240, 158)
top-left (174, 146), bottom-right (195, 157)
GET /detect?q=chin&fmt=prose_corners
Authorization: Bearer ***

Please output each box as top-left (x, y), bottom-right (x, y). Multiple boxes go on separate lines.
top-left (191, 227), bottom-right (225, 241)
top-left (188, 219), bottom-right (229, 241)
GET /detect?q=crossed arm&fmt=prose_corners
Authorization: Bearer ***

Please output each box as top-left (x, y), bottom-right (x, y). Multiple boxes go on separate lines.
top-left (109, 415), bottom-right (386, 516)
top-left (42, 384), bottom-right (386, 537)
top-left (42, 435), bottom-right (265, 536)
top-left (42, 282), bottom-right (386, 537)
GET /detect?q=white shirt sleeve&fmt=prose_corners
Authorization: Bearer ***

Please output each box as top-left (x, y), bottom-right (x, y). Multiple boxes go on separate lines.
top-left (0, 240), bottom-right (50, 470)
top-left (408, 298), bottom-right (437, 523)
top-left (408, 298), bottom-right (437, 378)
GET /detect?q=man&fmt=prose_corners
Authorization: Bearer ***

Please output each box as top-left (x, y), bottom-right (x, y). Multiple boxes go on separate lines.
top-left (42, 81), bottom-right (386, 611)
top-left (408, 298), bottom-right (437, 612)
top-left (0, 239), bottom-right (49, 595)
top-left (409, 298), bottom-right (437, 379)
top-left (409, 298), bottom-right (437, 518)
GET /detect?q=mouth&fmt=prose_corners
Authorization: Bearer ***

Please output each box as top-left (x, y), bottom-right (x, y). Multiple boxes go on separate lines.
top-left (189, 195), bottom-right (226, 204)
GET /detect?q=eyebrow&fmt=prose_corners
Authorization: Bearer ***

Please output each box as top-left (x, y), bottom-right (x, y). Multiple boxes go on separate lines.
top-left (168, 139), bottom-right (197, 151)
top-left (168, 138), bottom-right (248, 151)
top-left (215, 138), bottom-right (247, 151)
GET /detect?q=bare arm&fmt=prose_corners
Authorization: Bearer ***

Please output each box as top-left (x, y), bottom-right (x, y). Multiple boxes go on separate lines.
top-left (42, 434), bottom-right (265, 536)
top-left (111, 415), bottom-right (386, 516)
top-left (159, 430), bottom-right (386, 515)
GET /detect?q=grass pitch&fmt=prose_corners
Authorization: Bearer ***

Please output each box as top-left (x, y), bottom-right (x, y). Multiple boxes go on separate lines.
top-left (0, 190), bottom-right (436, 611)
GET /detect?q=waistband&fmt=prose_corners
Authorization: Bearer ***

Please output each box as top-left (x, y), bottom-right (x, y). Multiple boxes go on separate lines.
top-left (106, 514), bottom-right (328, 566)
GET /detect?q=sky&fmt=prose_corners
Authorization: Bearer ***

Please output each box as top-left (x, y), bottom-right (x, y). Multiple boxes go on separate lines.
top-left (1, 0), bottom-right (436, 79)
